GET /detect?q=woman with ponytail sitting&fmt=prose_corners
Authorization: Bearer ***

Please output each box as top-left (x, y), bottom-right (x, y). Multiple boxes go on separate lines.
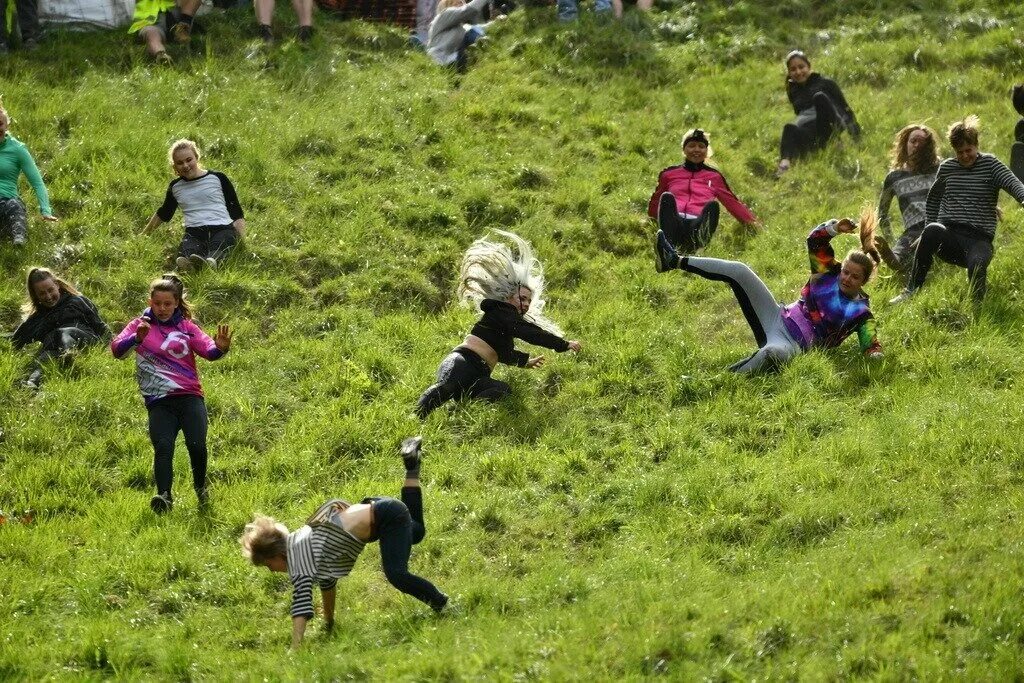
top-left (654, 211), bottom-right (882, 373)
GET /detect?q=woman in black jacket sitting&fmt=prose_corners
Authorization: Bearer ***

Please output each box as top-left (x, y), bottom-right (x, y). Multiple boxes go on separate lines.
top-left (11, 267), bottom-right (109, 388)
top-left (776, 50), bottom-right (861, 178)
top-left (415, 231), bottom-right (581, 418)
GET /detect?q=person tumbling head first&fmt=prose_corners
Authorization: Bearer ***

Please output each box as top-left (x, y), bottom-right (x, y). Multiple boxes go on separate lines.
top-left (891, 115), bottom-right (1024, 305)
top-left (0, 100), bottom-right (58, 246)
top-left (239, 437), bottom-right (448, 651)
top-left (648, 128), bottom-right (761, 253)
top-left (654, 210), bottom-right (882, 373)
top-left (415, 230), bottom-right (582, 418)
top-left (110, 274), bottom-right (233, 514)
top-left (775, 50), bottom-right (861, 178)
top-left (143, 138), bottom-right (246, 272)
top-left (12, 267), bottom-right (109, 389)
top-left (875, 124), bottom-right (941, 274)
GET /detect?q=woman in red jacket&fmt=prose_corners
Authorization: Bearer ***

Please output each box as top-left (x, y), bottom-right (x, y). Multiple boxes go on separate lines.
top-left (648, 129), bottom-right (759, 252)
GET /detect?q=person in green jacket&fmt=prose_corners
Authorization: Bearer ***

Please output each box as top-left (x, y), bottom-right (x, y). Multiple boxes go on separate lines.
top-left (0, 102), bottom-right (57, 247)
top-left (128, 0), bottom-right (200, 64)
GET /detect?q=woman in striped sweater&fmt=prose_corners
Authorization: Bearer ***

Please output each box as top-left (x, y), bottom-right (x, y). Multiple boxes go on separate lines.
top-left (891, 116), bottom-right (1024, 304)
top-left (240, 437), bottom-right (448, 650)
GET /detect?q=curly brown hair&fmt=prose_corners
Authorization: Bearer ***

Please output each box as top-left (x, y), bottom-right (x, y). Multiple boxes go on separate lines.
top-left (889, 124), bottom-right (940, 173)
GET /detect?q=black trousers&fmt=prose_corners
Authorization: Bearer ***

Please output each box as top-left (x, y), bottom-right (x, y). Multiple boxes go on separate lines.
top-left (658, 192), bottom-right (720, 252)
top-left (415, 348), bottom-right (510, 418)
top-left (909, 222), bottom-right (994, 301)
top-left (779, 92), bottom-right (846, 160)
top-left (147, 394), bottom-right (209, 495)
top-left (179, 225), bottom-right (237, 261)
top-left (0, 0), bottom-right (38, 44)
top-left (371, 487), bottom-right (446, 609)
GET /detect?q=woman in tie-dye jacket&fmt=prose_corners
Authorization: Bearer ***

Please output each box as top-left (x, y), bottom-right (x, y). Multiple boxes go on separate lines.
top-left (654, 211), bottom-right (882, 373)
top-left (111, 274), bottom-right (231, 514)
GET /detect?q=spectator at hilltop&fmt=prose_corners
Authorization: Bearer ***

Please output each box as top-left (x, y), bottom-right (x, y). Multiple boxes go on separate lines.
top-left (129, 0), bottom-right (200, 64)
top-left (254, 0), bottom-right (314, 44)
top-left (0, 0), bottom-right (41, 51)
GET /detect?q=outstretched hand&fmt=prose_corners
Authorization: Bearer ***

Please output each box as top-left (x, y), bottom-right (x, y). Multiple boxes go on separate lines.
top-left (215, 324), bottom-right (232, 352)
top-left (567, 340), bottom-right (582, 352)
top-left (135, 317), bottom-right (152, 343)
top-left (836, 218), bottom-right (857, 234)
top-left (526, 355), bottom-right (546, 369)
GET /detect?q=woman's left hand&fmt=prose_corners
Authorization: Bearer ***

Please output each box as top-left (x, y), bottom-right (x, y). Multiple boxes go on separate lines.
top-left (526, 355), bottom-right (546, 369)
top-left (215, 324), bottom-right (232, 351)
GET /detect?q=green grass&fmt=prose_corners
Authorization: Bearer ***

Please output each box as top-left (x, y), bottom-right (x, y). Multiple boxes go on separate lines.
top-left (3, 0), bottom-right (1024, 678)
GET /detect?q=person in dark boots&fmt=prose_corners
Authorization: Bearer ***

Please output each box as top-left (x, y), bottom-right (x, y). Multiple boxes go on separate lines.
top-left (12, 267), bottom-right (109, 389)
top-left (239, 436), bottom-right (449, 650)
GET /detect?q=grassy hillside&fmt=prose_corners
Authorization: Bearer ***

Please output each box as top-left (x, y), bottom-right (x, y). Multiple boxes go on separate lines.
top-left (3, 0), bottom-right (1024, 678)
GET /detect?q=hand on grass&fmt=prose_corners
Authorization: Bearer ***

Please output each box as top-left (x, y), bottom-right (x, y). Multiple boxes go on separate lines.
top-left (526, 355), bottom-right (545, 369)
top-left (567, 340), bottom-right (582, 352)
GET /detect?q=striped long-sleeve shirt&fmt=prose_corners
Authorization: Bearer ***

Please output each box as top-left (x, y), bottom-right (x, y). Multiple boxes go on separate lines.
top-left (925, 154), bottom-right (1024, 238)
top-left (877, 166), bottom-right (937, 239)
top-left (286, 499), bottom-right (367, 619)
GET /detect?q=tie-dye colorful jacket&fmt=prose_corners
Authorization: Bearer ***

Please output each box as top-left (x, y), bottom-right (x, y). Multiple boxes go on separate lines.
top-left (110, 308), bottom-right (225, 406)
top-left (781, 221), bottom-right (881, 355)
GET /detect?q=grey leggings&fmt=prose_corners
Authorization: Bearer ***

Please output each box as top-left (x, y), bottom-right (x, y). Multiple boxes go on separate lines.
top-left (680, 256), bottom-right (802, 373)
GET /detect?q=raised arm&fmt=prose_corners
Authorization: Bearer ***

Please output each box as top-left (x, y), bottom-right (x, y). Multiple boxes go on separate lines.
top-left (110, 318), bottom-right (143, 358)
top-left (806, 219), bottom-right (841, 275)
top-left (183, 320), bottom-right (229, 360)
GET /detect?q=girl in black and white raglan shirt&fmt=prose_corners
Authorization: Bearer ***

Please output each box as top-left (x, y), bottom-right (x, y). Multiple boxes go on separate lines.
top-left (144, 138), bottom-right (245, 271)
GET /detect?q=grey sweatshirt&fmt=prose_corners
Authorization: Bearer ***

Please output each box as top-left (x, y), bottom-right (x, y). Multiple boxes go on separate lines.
top-left (426, 0), bottom-right (489, 66)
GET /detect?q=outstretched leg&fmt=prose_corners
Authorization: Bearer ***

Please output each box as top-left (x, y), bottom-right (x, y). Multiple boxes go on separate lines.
top-left (416, 351), bottom-right (477, 418)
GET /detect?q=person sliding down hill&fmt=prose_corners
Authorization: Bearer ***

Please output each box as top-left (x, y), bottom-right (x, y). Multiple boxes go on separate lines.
top-left (775, 50), bottom-right (861, 178)
top-left (426, 0), bottom-right (500, 72)
top-left (648, 128), bottom-right (760, 253)
top-left (654, 211), bottom-right (882, 373)
top-left (415, 230), bottom-right (581, 418)
top-left (239, 436), bottom-right (448, 650)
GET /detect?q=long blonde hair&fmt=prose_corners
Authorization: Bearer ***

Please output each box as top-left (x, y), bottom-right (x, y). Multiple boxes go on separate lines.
top-left (239, 515), bottom-right (289, 565)
top-left (844, 208), bottom-right (881, 282)
top-left (457, 230), bottom-right (563, 335)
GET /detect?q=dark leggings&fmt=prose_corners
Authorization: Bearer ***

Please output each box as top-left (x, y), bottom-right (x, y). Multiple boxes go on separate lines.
top-left (147, 395), bottom-right (209, 495)
top-left (179, 225), bottom-right (237, 261)
top-left (779, 92), bottom-right (846, 160)
top-left (415, 348), bottom-right (510, 418)
top-left (36, 326), bottom-right (100, 364)
top-left (658, 193), bottom-right (720, 252)
top-left (372, 487), bottom-right (447, 608)
top-left (909, 222), bottom-right (994, 302)
top-left (0, 197), bottom-right (28, 242)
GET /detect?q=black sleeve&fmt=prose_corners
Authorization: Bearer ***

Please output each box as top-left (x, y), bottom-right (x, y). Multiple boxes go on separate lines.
top-left (787, 83), bottom-right (799, 115)
top-left (11, 314), bottom-right (42, 348)
top-left (155, 181), bottom-right (179, 222)
top-left (823, 78), bottom-right (860, 135)
top-left (78, 296), bottom-right (111, 338)
top-left (214, 172), bottom-right (244, 221)
top-left (510, 315), bottom-right (571, 353)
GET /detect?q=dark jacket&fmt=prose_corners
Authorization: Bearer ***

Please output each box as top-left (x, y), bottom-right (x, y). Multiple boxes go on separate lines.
top-left (787, 73), bottom-right (860, 137)
top-left (12, 293), bottom-right (109, 348)
top-left (469, 299), bottom-right (570, 367)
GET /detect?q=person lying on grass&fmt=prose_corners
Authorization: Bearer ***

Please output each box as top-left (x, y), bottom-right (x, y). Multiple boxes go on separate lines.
top-left (12, 267), bottom-right (109, 390)
top-left (891, 115), bottom-right (1024, 305)
top-left (0, 100), bottom-right (58, 246)
top-left (143, 138), bottom-right (246, 272)
top-left (110, 274), bottom-right (231, 514)
top-left (874, 124), bottom-right (941, 276)
top-left (239, 436), bottom-right (448, 650)
top-left (775, 50), bottom-right (861, 178)
top-left (648, 128), bottom-right (760, 253)
top-left (426, 0), bottom-right (498, 72)
top-left (128, 0), bottom-right (200, 64)
top-left (415, 230), bottom-right (581, 418)
top-left (654, 211), bottom-right (882, 373)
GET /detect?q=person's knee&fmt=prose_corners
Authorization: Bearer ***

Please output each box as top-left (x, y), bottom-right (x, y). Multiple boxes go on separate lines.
top-left (411, 525), bottom-right (426, 545)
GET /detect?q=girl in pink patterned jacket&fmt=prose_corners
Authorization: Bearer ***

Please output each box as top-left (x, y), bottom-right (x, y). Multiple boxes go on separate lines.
top-left (111, 274), bottom-right (232, 514)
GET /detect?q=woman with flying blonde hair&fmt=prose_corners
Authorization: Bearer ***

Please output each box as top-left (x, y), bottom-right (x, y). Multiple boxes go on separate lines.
top-left (655, 211), bottom-right (882, 373)
top-left (415, 230), bottom-right (581, 418)
top-left (875, 124), bottom-right (940, 273)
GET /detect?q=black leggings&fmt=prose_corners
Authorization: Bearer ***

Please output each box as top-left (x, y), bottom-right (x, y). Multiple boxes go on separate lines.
top-left (658, 193), bottom-right (720, 253)
top-left (371, 487), bottom-right (447, 608)
top-left (909, 222), bottom-right (994, 302)
top-left (779, 92), bottom-right (846, 160)
top-left (415, 348), bottom-right (510, 418)
top-left (35, 326), bottom-right (100, 364)
top-left (180, 225), bottom-right (237, 261)
top-left (147, 394), bottom-right (209, 495)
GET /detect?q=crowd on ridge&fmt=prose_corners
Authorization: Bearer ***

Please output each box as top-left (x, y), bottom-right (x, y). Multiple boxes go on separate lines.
top-left (3, 41), bottom-right (1024, 647)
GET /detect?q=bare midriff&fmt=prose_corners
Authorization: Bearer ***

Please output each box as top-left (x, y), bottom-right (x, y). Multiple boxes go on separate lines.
top-left (459, 334), bottom-right (498, 369)
top-left (337, 503), bottom-right (373, 542)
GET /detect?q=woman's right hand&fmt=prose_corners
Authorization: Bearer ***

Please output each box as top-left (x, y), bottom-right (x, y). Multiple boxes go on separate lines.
top-left (135, 317), bottom-right (151, 343)
top-left (526, 356), bottom-right (546, 369)
top-left (836, 218), bottom-right (857, 234)
top-left (567, 340), bottom-right (582, 352)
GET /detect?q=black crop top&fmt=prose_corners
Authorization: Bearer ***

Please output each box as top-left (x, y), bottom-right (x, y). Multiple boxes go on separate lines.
top-left (468, 299), bottom-right (570, 367)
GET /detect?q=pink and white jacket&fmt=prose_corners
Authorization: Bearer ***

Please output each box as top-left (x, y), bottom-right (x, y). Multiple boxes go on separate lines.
top-left (647, 161), bottom-right (756, 224)
top-left (111, 308), bottom-right (225, 406)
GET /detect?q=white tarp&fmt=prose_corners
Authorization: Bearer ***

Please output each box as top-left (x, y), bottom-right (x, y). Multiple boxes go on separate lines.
top-left (39, 0), bottom-right (135, 29)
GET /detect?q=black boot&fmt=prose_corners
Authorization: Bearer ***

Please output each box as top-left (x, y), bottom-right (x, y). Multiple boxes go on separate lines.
top-left (400, 436), bottom-right (423, 478)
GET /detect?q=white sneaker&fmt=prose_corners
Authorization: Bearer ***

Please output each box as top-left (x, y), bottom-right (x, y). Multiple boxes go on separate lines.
top-left (189, 254), bottom-right (208, 270)
top-left (175, 256), bottom-right (191, 271)
top-left (205, 257), bottom-right (218, 269)
top-left (889, 289), bottom-right (915, 305)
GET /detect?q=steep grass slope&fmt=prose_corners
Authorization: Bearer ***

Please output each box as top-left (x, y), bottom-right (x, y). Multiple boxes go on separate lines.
top-left (2, 1), bottom-right (1024, 678)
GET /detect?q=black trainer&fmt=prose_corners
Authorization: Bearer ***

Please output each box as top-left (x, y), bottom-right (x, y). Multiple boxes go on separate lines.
top-left (150, 492), bottom-right (173, 514)
top-left (401, 436), bottom-right (423, 472)
top-left (196, 487), bottom-right (210, 507)
top-left (297, 25), bottom-right (313, 43)
top-left (654, 230), bottom-right (680, 273)
top-left (431, 593), bottom-right (449, 613)
top-left (259, 24), bottom-right (274, 44)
